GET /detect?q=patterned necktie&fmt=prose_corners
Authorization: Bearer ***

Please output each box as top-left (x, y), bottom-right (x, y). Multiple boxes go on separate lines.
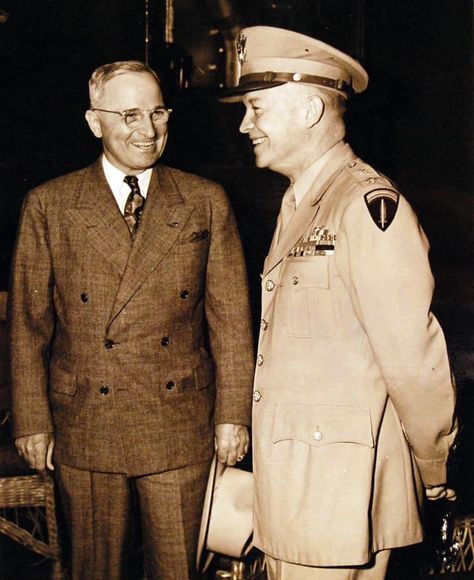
top-left (123, 175), bottom-right (145, 239)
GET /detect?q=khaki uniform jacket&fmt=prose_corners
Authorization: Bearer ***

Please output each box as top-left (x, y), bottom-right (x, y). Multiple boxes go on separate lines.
top-left (253, 142), bottom-right (456, 566)
top-left (9, 160), bottom-right (254, 476)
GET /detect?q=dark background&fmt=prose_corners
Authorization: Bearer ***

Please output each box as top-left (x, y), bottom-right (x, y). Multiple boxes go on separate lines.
top-left (0, 0), bottom-right (472, 576)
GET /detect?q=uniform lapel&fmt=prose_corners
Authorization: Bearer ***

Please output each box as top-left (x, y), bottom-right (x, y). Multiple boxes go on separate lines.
top-left (108, 165), bottom-right (195, 325)
top-left (66, 160), bottom-right (132, 275)
top-left (264, 142), bottom-right (355, 276)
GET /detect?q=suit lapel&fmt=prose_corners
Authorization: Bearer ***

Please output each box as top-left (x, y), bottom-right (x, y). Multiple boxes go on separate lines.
top-left (108, 165), bottom-right (195, 325)
top-left (66, 160), bottom-right (132, 274)
top-left (264, 142), bottom-right (355, 276)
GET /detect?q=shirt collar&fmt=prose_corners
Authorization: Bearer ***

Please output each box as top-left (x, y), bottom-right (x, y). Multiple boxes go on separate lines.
top-left (101, 154), bottom-right (153, 199)
top-left (292, 144), bottom-right (340, 207)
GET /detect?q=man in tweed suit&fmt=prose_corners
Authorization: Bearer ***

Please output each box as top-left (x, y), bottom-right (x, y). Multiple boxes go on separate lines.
top-left (223, 27), bottom-right (457, 579)
top-left (9, 61), bottom-right (254, 579)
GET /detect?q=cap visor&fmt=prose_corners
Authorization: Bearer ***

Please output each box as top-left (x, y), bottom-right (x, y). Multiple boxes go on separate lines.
top-left (219, 80), bottom-right (287, 102)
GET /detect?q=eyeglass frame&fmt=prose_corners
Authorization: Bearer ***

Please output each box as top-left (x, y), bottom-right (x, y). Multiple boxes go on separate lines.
top-left (90, 106), bottom-right (173, 127)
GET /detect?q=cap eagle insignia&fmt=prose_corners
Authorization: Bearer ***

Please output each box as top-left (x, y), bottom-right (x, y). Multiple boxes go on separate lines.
top-left (237, 33), bottom-right (247, 65)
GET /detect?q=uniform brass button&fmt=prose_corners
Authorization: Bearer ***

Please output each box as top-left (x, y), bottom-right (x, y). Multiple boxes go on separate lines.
top-left (80, 293), bottom-right (88, 303)
top-left (99, 385), bottom-right (110, 395)
top-left (261, 319), bottom-right (268, 331)
top-left (166, 381), bottom-right (175, 390)
top-left (104, 339), bottom-right (114, 349)
top-left (257, 354), bottom-right (264, 366)
top-left (313, 430), bottom-right (323, 441)
top-left (253, 390), bottom-right (262, 402)
top-left (265, 280), bottom-right (275, 292)
top-left (180, 290), bottom-right (189, 299)
top-left (161, 336), bottom-right (170, 347)
top-left (292, 276), bottom-right (299, 285)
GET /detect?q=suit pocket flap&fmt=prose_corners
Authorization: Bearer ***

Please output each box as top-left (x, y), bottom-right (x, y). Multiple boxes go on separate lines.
top-left (284, 259), bottom-right (329, 290)
top-left (193, 357), bottom-right (215, 390)
top-left (272, 404), bottom-right (374, 448)
top-left (50, 366), bottom-right (77, 396)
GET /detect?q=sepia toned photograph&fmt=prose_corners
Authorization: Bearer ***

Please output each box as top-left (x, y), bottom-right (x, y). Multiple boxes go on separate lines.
top-left (0, 1), bottom-right (472, 579)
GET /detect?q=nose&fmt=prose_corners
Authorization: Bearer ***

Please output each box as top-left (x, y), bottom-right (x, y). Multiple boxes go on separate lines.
top-left (140, 113), bottom-right (157, 137)
top-left (239, 109), bottom-right (255, 134)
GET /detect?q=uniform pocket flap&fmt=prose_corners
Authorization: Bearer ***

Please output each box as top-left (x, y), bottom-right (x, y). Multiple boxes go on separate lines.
top-left (193, 357), bottom-right (215, 390)
top-left (272, 403), bottom-right (374, 447)
top-left (49, 365), bottom-right (77, 396)
top-left (285, 259), bottom-right (329, 290)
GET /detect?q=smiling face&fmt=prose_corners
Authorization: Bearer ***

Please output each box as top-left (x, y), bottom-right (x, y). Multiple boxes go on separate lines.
top-left (85, 71), bottom-right (168, 175)
top-left (239, 83), bottom-right (313, 180)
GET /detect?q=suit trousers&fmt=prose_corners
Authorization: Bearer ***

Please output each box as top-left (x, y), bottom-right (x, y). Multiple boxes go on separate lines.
top-left (265, 550), bottom-right (391, 580)
top-left (56, 460), bottom-right (211, 580)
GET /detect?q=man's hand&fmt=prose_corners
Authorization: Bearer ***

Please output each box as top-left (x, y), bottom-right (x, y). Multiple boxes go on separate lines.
top-left (15, 433), bottom-right (55, 474)
top-left (214, 423), bottom-right (249, 466)
top-left (425, 485), bottom-right (457, 502)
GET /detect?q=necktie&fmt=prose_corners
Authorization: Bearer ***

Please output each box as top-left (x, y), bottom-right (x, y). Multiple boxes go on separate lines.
top-left (123, 175), bottom-right (145, 239)
top-left (277, 186), bottom-right (296, 242)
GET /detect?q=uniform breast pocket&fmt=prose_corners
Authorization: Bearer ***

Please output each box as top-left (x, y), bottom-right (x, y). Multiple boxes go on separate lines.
top-left (277, 258), bottom-right (336, 337)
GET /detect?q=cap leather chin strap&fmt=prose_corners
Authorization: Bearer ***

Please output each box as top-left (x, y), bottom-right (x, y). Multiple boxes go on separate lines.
top-left (240, 72), bottom-right (351, 95)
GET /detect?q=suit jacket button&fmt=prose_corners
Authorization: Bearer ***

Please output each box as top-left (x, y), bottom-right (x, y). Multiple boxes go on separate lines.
top-left (166, 381), bottom-right (175, 390)
top-left (99, 385), bottom-right (110, 395)
top-left (80, 293), bottom-right (88, 303)
top-left (104, 339), bottom-right (114, 349)
top-left (180, 290), bottom-right (189, 299)
top-left (161, 336), bottom-right (170, 347)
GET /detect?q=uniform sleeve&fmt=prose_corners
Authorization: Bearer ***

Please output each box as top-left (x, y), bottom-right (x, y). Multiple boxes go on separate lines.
top-left (204, 185), bottom-right (254, 426)
top-left (336, 192), bottom-right (457, 485)
top-left (9, 188), bottom-right (55, 438)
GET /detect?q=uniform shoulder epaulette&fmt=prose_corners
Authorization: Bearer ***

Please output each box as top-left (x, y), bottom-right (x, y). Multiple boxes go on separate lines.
top-left (346, 159), bottom-right (399, 231)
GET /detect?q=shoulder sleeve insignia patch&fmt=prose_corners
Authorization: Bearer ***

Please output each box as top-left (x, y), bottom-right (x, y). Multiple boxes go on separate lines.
top-left (364, 189), bottom-right (399, 231)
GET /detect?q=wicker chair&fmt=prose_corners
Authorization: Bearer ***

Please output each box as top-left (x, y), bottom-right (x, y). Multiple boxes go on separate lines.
top-left (0, 291), bottom-right (64, 579)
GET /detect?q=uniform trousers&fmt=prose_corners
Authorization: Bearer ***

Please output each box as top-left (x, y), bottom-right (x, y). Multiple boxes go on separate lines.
top-left (56, 460), bottom-right (211, 580)
top-left (265, 550), bottom-right (391, 580)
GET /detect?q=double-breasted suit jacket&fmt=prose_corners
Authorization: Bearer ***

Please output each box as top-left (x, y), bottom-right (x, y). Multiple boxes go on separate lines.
top-left (10, 160), bottom-right (254, 475)
top-left (252, 142), bottom-right (457, 566)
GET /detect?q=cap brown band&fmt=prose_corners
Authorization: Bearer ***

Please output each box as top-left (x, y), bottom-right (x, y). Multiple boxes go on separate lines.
top-left (240, 72), bottom-right (351, 94)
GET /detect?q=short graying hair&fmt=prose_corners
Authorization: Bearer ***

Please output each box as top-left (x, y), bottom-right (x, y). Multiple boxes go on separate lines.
top-left (88, 61), bottom-right (161, 107)
top-left (305, 85), bottom-right (347, 116)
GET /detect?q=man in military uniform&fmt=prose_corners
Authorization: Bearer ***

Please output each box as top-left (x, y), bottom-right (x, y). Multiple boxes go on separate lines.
top-left (222, 26), bottom-right (457, 579)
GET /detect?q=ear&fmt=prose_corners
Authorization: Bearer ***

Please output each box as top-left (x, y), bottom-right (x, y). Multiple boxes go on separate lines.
top-left (305, 95), bottom-right (324, 128)
top-left (85, 109), bottom-right (103, 138)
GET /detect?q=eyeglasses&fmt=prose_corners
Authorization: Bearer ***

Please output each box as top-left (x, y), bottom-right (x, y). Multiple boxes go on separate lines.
top-left (91, 106), bottom-right (172, 128)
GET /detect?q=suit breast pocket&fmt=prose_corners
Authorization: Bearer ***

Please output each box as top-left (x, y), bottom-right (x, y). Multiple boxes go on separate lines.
top-left (174, 226), bottom-right (210, 254)
top-left (276, 258), bottom-right (336, 338)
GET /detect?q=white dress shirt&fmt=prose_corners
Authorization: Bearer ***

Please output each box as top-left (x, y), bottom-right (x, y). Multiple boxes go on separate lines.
top-left (101, 155), bottom-right (153, 215)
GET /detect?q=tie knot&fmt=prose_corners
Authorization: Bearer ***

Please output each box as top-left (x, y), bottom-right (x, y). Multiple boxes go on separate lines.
top-left (124, 175), bottom-right (140, 194)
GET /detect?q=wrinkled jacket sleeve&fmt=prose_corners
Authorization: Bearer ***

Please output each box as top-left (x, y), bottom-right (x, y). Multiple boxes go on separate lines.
top-left (336, 192), bottom-right (457, 485)
top-left (204, 185), bottom-right (254, 426)
top-left (9, 187), bottom-right (55, 438)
